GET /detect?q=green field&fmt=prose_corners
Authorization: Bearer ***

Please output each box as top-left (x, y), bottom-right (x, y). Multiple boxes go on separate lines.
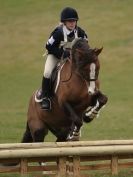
top-left (0, 0), bottom-right (133, 176)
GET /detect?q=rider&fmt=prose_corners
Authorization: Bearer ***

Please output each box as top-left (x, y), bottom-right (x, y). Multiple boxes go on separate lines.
top-left (41, 7), bottom-right (88, 110)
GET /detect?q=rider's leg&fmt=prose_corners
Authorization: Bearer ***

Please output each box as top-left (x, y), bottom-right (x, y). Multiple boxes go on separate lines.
top-left (41, 54), bottom-right (58, 110)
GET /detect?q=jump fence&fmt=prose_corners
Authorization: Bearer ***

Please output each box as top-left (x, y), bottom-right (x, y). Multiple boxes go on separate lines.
top-left (0, 140), bottom-right (133, 176)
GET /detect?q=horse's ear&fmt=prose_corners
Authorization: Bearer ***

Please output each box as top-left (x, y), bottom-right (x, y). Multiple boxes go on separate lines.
top-left (94, 47), bottom-right (103, 56)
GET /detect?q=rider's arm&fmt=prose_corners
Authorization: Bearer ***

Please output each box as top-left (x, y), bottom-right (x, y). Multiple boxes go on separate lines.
top-left (45, 29), bottom-right (64, 59)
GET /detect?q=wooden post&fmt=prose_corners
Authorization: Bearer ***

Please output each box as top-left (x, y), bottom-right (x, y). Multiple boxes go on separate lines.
top-left (58, 156), bottom-right (67, 177)
top-left (67, 156), bottom-right (73, 177)
top-left (111, 155), bottom-right (118, 175)
top-left (20, 158), bottom-right (28, 175)
top-left (73, 156), bottom-right (80, 177)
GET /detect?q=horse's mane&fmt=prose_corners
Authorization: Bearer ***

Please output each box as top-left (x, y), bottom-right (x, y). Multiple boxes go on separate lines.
top-left (71, 38), bottom-right (89, 51)
top-left (71, 38), bottom-right (97, 68)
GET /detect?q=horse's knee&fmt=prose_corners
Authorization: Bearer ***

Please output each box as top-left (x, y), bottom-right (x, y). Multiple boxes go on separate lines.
top-left (96, 90), bottom-right (108, 101)
top-left (97, 92), bottom-right (108, 109)
top-left (91, 91), bottom-right (108, 108)
top-left (100, 94), bottom-right (108, 105)
top-left (84, 91), bottom-right (108, 122)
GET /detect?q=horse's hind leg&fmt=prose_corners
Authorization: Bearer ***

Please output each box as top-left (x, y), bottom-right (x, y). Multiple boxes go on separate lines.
top-left (29, 120), bottom-right (48, 143)
top-left (22, 120), bottom-right (48, 143)
top-left (33, 126), bottom-right (48, 142)
top-left (21, 122), bottom-right (33, 143)
top-left (29, 121), bottom-right (48, 167)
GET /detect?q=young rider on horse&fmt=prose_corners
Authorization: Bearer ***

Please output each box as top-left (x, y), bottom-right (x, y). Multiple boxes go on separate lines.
top-left (41, 7), bottom-right (88, 110)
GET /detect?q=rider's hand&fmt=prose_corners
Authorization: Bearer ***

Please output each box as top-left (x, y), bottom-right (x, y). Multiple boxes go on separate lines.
top-left (62, 50), bottom-right (70, 59)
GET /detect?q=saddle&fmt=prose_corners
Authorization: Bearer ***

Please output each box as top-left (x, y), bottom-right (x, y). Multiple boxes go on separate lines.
top-left (35, 60), bottom-right (66, 103)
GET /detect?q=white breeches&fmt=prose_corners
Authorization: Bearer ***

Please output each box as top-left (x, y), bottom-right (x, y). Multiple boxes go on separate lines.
top-left (43, 54), bottom-right (59, 78)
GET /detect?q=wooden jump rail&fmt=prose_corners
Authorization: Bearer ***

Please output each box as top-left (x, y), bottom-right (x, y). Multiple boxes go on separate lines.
top-left (0, 140), bottom-right (133, 176)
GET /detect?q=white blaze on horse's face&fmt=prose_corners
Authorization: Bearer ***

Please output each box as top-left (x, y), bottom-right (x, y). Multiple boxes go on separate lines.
top-left (90, 63), bottom-right (96, 80)
top-left (88, 63), bottom-right (96, 94)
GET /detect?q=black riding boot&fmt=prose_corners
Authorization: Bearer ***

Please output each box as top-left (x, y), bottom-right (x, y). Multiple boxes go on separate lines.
top-left (41, 77), bottom-right (51, 110)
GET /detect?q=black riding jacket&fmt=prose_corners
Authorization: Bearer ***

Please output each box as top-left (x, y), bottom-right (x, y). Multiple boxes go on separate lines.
top-left (45, 25), bottom-right (88, 59)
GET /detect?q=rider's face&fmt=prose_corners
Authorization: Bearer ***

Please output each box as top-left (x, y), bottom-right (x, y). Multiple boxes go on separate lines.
top-left (65, 20), bottom-right (77, 31)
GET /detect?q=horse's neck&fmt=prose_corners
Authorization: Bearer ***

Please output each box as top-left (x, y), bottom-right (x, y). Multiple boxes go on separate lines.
top-left (60, 60), bottom-right (83, 86)
top-left (57, 60), bottom-right (90, 109)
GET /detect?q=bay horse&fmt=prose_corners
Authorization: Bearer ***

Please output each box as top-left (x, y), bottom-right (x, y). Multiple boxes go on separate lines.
top-left (22, 38), bottom-right (108, 143)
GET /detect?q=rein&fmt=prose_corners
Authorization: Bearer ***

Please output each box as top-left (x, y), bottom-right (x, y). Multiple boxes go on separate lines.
top-left (60, 40), bottom-right (99, 84)
top-left (60, 58), bottom-right (97, 83)
top-left (61, 59), bottom-right (73, 83)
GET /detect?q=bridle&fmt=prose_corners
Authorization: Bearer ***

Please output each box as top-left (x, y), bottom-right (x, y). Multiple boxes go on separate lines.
top-left (61, 48), bottom-right (99, 84)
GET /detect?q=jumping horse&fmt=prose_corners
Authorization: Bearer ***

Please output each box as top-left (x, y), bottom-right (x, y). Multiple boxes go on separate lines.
top-left (22, 38), bottom-right (108, 143)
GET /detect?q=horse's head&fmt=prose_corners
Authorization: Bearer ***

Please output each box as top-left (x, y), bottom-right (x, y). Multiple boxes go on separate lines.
top-left (71, 38), bottom-right (103, 82)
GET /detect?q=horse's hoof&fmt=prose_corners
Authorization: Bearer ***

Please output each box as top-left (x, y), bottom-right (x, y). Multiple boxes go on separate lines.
top-left (66, 130), bottom-right (80, 141)
top-left (72, 136), bottom-right (80, 141)
top-left (67, 135), bottom-right (79, 141)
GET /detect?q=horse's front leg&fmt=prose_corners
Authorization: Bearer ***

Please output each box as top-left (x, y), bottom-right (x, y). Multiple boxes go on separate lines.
top-left (83, 91), bottom-right (108, 123)
top-left (64, 102), bottom-right (83, 141)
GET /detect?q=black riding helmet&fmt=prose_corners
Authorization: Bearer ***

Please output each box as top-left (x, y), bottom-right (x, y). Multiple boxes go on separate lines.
top-left (60, 7), bottom-right (79, 22)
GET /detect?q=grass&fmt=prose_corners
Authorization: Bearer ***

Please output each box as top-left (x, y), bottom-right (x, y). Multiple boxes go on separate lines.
top-left (0, 0), bottom-right (133, 176)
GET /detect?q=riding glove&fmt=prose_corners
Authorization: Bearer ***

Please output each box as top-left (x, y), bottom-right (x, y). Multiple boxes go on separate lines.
top-left (62, 50), bottom-right (70, 59)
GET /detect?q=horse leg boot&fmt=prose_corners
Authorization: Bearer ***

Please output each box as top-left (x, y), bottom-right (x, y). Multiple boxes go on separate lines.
top-left (64, 102), bottom-right (83, 141)
top-left (32, 127), bottom-right (48, 168)
top-left (83, 91), bottom-right (108, 122)
top-left (67, 122), bottom-right (82, 141)
top-left (41, 77), bottom-right (51, 110)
